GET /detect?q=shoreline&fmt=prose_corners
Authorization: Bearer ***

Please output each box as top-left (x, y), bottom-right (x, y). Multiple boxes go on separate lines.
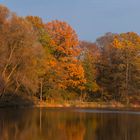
top-left (0, 100), bottom-right (140, 110)
top-left (34, 101), bottom-right (140, 110)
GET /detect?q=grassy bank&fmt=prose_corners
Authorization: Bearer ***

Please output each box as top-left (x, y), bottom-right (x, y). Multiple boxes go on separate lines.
top-left (35, 100), bottom-right (140, 109)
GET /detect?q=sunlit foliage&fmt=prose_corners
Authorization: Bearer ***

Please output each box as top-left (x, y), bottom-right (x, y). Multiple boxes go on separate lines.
top-left (0, 5), bottom-right (140, 104)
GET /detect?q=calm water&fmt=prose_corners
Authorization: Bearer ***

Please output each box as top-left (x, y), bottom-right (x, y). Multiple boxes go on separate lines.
top-left (0, 108), bottom-right (140, 140)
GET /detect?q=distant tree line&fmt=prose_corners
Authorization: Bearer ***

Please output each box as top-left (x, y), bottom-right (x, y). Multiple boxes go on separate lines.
top-left (0, 5), bottom-right (140, 104)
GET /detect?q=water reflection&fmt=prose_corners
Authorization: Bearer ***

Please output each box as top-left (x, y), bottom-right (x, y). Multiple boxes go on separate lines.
top-left (0, 108), bottom-right (140, 140)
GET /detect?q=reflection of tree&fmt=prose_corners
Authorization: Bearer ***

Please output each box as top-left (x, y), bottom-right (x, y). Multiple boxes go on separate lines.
top-left (38, 110), bottom-right (86, 140)
top-left (0, 109), bottom-right (140, 140)
top-left (59, 114), bottom-right (86, 140)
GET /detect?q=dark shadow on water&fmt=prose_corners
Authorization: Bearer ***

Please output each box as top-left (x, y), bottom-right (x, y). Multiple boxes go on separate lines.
top-left (0, 94), bottom-right (34, 107)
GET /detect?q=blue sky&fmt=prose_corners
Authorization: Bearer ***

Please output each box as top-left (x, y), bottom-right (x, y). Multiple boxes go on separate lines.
top-left (0, 0), bottom-right (140, 41)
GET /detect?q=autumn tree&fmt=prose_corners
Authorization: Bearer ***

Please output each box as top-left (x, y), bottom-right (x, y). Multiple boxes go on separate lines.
top-left (0, 6), bottom-right (44, 98)
top-left (96, 32), bottom-right (140, 102)
top-left (79, 41), bottom-right (100, 101)
top-left (96, 33), bottom-right (118, 101)
top-left (25, 16), bottom-right (55, 100)
top-left (45, 20), bottom-right (86, 99)
top-left (112, 32), bottom-right (140, 103)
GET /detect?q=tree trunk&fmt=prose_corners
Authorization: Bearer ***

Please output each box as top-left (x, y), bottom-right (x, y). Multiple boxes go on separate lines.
top-left (40, 79), bottom-right (43, 102)
top-left (126, 57), bottom-right (129, 104)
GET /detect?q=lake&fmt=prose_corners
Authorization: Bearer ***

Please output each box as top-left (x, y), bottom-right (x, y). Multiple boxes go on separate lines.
top-left (0, 108), bottom-right (140, 140)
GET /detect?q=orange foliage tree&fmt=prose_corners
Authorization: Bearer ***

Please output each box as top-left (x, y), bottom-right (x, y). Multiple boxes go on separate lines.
top-left (45, 20), bottom-right (86, 92)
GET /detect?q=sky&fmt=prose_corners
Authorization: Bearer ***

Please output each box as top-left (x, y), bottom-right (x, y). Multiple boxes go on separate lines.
top-left (0, 0), bottom-right (140, 41)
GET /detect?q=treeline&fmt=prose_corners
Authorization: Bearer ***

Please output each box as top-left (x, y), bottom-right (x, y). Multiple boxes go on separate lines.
top-left (0, 5), bottom-right (140, 104)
